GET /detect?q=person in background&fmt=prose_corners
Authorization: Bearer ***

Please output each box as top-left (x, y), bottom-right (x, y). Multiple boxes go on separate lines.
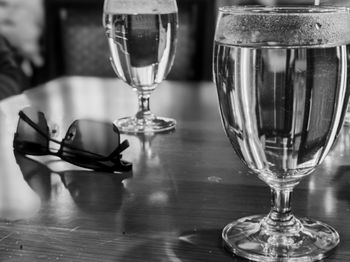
top-left (0, 0), bottom-right (44, 76)
top-left (0, 36), bottom-right (28, 100)
top-left (0, 0), bottom-right (44, 100)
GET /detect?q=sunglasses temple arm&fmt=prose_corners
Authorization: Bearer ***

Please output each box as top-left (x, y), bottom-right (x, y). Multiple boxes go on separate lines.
top-left (118, 140), bottom-right (130, 154)
top-left (20, 111), bottom-right (129, 160)
top-left (19, 111), bottom-right (112, 156)
top-left (106, 139), bottom-right (130, 160)
top-left (18, 111), bottom-right (62, 145)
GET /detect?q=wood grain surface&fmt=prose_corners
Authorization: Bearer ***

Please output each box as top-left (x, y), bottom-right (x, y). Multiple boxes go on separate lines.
top-left (0, 77), bottom-right (349, 261)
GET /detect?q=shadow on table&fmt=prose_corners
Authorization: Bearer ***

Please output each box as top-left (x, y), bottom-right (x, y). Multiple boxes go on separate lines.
top-left (14, 152), bottom-right (132, 212)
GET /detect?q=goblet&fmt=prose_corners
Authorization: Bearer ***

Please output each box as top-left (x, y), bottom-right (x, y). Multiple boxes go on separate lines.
top-left (103, 0), bottom-right (178, 133)
top-left (213, 6), bottom-right (350, 262)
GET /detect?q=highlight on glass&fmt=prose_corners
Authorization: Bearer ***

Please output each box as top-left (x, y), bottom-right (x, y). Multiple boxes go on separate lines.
top-left (213, 6), bottom-right (350, 262)
top-left (13, 107), bottom-right (132, 173)
top-left (103, 0), bottom-right (178, 133)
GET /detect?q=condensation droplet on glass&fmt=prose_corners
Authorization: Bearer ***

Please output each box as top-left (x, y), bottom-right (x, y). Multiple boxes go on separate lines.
top-left (315, 23), bottom-right (322, 30)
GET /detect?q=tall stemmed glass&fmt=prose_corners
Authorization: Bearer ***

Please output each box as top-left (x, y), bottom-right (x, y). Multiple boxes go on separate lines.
top-left (103, 0), bottom-right (178, 133)
top-left (213, 6), bottom-right (350, 262)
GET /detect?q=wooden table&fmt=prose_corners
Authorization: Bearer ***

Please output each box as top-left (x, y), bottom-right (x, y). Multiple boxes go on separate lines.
top-left (0, 77), bottom-right (349, 261)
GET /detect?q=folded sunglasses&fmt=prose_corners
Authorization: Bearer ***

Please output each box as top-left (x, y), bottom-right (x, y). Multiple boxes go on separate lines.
top-left (13, 107), bottom-right (132, 172)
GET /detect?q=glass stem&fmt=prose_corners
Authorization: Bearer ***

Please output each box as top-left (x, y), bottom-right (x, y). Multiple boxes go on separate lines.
top-left (263, 187), bottom-right (301, 233)
top-left (136, 91), bottom-right (154, 120)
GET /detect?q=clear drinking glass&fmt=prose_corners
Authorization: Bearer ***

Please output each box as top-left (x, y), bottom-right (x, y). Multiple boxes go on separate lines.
top-left (213, 6), bottom-right (350, 262)
top-left (103, 0), bottom-right (178, 133)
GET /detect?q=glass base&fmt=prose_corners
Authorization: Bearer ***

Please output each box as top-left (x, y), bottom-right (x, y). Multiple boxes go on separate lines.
top-left (115, 116), bottom-right (176, 134)
top-left (222, 215), bottom-right (339, 262)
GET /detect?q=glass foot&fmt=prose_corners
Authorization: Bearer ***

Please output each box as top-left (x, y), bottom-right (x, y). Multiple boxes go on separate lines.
top-left (222, 215), bottom-right (339, 262)
top-left (115, 116), bottom-right (176, 134)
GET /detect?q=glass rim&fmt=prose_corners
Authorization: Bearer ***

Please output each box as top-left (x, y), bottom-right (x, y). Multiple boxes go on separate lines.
top-left (218, 5), bottom-right (350, 15)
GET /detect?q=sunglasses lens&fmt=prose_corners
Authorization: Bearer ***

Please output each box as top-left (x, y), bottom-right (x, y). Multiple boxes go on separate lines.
top-left (14, 107), bottom-right (49, 154)
top-left (61, 120), bottom-right (120, 158)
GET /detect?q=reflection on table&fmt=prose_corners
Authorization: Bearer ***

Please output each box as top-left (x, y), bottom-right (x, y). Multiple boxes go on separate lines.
top-left (0, 77), bottom-right (348, 261)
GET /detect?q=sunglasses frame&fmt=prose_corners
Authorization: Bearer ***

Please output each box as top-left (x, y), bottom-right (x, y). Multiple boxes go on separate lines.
top-left (13, 109), bottom-right (132, 172)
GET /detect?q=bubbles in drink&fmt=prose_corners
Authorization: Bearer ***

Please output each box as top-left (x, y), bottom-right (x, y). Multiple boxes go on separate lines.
top-left (216, 7), bottom-right (350, 47)
top-left (104, 0), bottom-right (177, 15)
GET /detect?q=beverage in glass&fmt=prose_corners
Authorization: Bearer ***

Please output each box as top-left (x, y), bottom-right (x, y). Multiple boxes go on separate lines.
top-left (103, 0), bottom-right (178, 133)
top-left (213, 6), bottom-right (350, 261)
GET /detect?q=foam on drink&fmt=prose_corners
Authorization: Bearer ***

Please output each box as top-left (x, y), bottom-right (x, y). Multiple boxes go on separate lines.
top-left (216, 6), bottom-right (350, 47)
top-left (104, 0), bottom-right (177, 15)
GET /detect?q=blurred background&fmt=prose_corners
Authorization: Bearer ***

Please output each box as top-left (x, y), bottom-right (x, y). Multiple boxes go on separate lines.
top-left (0, 0), bottom-right (347, 89)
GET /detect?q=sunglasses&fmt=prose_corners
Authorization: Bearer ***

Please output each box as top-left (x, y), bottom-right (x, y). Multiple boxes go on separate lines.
top-left (13, 107), bottom-right (132, 172)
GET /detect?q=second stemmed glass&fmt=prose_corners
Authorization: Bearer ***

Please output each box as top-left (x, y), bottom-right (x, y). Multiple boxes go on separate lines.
top-left (103, 0), bottom-right (178, 133)
top-left (213, 6), bottom-right (350, 262)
